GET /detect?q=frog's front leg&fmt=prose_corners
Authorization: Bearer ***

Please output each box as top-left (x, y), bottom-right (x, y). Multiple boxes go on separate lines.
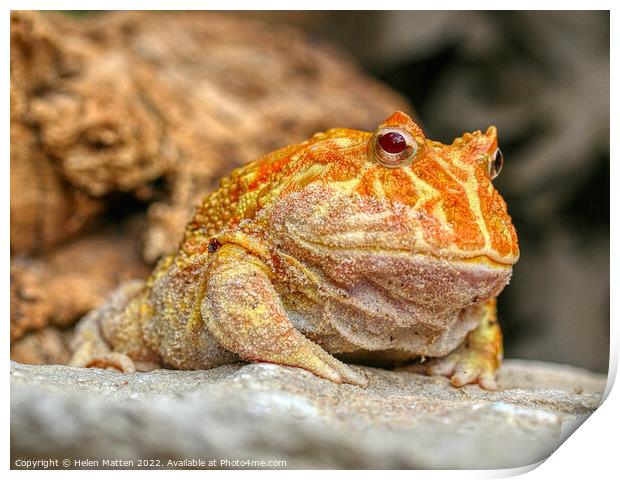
top-left (403, 299), bottom-right (502, 390)
top-left (202, 243), bottom-right (368, 387)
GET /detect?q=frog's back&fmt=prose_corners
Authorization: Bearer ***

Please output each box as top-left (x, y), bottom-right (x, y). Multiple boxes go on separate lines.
top-left (178, 127), bottom-right (365, 257)
top-left (178, 142), bottom-right (300, 257)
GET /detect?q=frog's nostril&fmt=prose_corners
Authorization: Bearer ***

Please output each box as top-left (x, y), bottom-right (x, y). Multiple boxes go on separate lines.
top-left (379, 132), bottom-right (407, 154)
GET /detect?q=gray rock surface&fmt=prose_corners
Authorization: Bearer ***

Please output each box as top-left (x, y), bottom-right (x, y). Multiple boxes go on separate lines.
top-left (10, 359), bottom-right (606, 469)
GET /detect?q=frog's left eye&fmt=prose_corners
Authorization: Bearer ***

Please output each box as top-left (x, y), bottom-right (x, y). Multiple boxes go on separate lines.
top-left (371, 127), bottom-right (419, 168)
top-left (488, 148), bottom-right (504, 180)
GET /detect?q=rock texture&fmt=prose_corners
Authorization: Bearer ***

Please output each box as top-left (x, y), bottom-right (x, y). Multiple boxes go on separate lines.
top-left (11, 359), bottom-right (606, 469)
top-left (10, 327), bottom-right (74, 366)
top-left (10, 221), bottom-right (150, 344)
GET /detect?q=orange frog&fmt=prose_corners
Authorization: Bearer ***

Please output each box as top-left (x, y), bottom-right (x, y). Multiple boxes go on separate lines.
top-left (70, 112), bottom-right (519, 390)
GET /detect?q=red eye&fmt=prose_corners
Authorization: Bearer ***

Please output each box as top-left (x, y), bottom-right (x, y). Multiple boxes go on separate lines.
top-left (372, 127), bottom-right (419, 168)
top-left (379, 132), bottom-right (407, 154)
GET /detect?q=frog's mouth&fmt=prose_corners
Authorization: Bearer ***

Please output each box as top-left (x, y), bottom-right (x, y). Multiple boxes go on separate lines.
top-left (332, 249), bottom-right (513, 320)
top-left (284, 233), bottom-right (516, 269)
top-left (278, 229), bottom-right (513, 304)
top-left (443, 252), bottom-right (515, 268)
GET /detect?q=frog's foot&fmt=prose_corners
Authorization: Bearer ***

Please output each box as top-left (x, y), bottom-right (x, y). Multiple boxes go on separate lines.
top-left (74, 352), bottom-right (137, 373)
top-left (69, 307), bottom-right (136, 373)
top-left (401, 346), bottom-right (499, 390)
top-left (260, 337), bottom-right (369, 387)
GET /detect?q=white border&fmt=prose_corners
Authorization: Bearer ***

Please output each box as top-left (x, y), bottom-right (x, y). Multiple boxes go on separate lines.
top-left (3, 3), bottom-right (615, 479)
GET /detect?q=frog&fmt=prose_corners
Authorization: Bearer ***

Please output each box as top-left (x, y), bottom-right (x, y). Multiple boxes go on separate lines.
top-left (69, 111), bottom-right (519, 390)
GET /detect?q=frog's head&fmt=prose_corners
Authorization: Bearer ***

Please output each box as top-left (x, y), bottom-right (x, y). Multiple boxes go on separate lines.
top-left (269, 111), bottom-right (519, 269)
top-left (251, 111), bottom-right (519, 348)
top-left (369, 111), bottom-right (519, 266)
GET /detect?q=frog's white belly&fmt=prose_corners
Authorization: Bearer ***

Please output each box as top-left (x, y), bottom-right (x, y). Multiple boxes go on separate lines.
top-left (282, 252), bottom-right (511, 357)
top-left (287, 286), bottom-right (479, 357)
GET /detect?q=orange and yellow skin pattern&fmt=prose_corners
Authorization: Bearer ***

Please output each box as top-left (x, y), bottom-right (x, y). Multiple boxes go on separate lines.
top-left (70, 112), bottom-right (519, 390)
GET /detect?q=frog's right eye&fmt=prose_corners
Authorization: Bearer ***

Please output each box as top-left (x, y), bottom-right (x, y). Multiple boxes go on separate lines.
top-left (488, 148), bottom-right (504, 180)
top-left (371, 127), bottom-right (420, 168)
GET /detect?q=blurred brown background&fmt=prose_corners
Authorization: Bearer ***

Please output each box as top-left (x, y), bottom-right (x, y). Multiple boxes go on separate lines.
top-left (10, 11), bottom-right (609, 373)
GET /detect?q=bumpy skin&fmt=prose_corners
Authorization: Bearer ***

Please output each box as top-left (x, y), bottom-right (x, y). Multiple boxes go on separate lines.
top-left (70, 112), bottom-right (519, 390)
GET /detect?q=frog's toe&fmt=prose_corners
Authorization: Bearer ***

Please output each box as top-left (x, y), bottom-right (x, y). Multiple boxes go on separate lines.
top-left (478, 371), bottom-right (498, 390)
top-left (450, 367), bottom-right (498, 390)
top-left (336, 364), bottom-right (369, 388)
top-left (300, 356), bottom-right (344, 384)
top-left (450, 362), bottom-right (482, 387)
top-left (398, 349), bottom-right (499, 390)
top-left (79, 352), bottom-right (136, 373)
top-left (309, 348), bottom-right (368, 387)
top-left (266, 340), bottom-right (368, 387)
top-left (449, 352), bottom-right (498, 390)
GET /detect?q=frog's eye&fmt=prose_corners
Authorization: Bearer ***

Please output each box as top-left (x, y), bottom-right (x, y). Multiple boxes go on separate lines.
top-left (488, 148), bottom-right (504, 180)
top-left (371, 127), bottom-right (419, 168)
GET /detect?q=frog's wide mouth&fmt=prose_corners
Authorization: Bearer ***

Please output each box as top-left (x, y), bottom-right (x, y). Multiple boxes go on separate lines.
top-left (291, 241), bottom-right (515, 313)
top-left (353, 247), bottom-right (516, 269)
top-left (289, 235), bottom-right (517, 269)
top-left (447, 253), bottom-right (517, 268)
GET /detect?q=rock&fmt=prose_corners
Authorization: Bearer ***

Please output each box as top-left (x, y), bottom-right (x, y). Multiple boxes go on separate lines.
top-left (10, 222), bottom-right (150, 344)
top-left (10, 359), bottom-right (605, 469)
top-left (10, 327), bottom-right (73, 366)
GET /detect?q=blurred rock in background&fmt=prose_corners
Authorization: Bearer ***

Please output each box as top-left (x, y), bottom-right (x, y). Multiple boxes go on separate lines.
top-left (10, 11), bottom-right (609, 373)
